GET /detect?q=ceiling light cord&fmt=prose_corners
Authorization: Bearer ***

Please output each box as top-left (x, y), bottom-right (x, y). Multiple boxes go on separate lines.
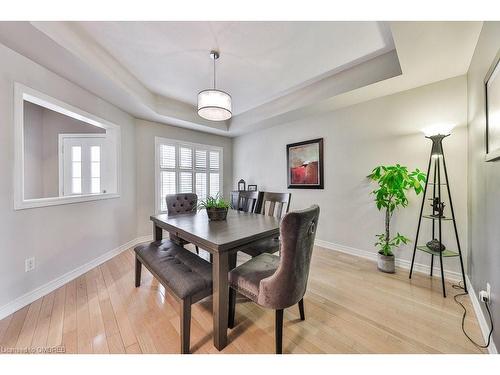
top-left (213, 55), bottom-right (216, 89)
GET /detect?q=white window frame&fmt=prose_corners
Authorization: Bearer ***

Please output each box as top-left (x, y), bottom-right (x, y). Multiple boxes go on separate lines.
top-left (58, 134), bottom-right (110, 196)
top-left (155, 136), bottom-right (223, 213)
top-left (14, 82), bottom-right (121, 210)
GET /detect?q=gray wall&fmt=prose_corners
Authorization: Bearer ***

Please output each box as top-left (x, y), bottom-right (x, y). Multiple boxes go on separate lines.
top-left (23, 102), bottom-right (44, 199)
top-left (467, 21), bottom-right (500, 347)
top-left (233, 75), bottom-right (468, 275)
top-left (0, 43), bottom-right (137, 310)
top-left (23, 101), bottom-right (105, 199)
top-left (135, 118), bottom-right (233, 237)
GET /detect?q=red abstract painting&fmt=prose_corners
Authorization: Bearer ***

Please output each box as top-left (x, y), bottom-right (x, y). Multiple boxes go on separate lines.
top-left (287, 138), bottom-right (324, 189)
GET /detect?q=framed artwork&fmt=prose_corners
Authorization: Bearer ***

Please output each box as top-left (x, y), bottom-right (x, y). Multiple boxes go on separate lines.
top-left (485, 49), bottom-right (500, 161)
top-left (247, 184), bottom-right (257, 191)
top-left (287, 138), bottom-right (324, 189)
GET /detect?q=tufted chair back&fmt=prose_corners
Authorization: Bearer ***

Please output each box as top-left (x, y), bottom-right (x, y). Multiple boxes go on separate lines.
top-left (166, 193), bottom-right (198, 215)
top-left (258, 205), bottom-right (320, 309)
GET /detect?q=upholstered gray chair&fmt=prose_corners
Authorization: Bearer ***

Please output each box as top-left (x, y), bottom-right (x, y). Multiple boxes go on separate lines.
top-left (228, 205), bottom-right (320, 354)
top-left (165, 193), bottom-right (199, 253)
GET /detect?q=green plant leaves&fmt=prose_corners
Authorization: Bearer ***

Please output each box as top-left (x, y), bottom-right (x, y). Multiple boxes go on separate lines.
top-left (374, 232), bottom-right (411, 256)
top-left (369, 164), bottom-right (425, 257)
top-left (368, 164), bottom-right (426, 212)
top-left (197, 193), bottom-right (231, 210)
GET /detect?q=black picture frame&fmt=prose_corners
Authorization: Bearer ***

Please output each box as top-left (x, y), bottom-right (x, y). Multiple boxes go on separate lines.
top-left (247, 184), bottom-right (257, 191)
top-left (484, 49), bottom-right (500, 161)
top-left (287, 138), bottom-right (324, 189)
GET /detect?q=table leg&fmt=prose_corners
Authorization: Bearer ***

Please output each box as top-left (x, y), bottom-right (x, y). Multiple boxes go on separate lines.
top-left (153, 223), bottom-right (163, 241)
top-left (212, 251), bottom-right (229, 350)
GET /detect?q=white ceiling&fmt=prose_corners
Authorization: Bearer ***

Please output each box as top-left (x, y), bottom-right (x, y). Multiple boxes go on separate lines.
top-left (0, 21), bottom-right (483, 136)
top-left (75, 21), bottom-right (394, 115)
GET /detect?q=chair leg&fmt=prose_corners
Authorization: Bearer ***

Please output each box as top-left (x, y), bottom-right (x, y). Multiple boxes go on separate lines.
top-left (228, 287), bottom-right (236, 329)
top-left (275, 309), bottom-right (284, 354)
top-left (180, 298), bottom-right (191, 354)
top-left (195, 245), bottom-right (199, 254)
top-left (135, 257), bottom-right (142, 288)
top-left (298, 299), bottom-right (305, 321)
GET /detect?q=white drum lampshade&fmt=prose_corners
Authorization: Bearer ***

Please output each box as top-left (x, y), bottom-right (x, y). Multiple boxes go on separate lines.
top-left (197, 89), bottom-right (232, 121)
top-left (197, 50), bottom-right (232, 121)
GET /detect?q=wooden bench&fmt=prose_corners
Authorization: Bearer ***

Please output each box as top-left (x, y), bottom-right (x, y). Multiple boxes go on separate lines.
top-left (134, 239), bottom-right (213, 354)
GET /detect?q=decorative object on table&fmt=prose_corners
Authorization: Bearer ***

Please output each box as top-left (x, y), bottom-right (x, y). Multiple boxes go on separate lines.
top-left (484, 49), bottom-right (500, 161)
top-left (409, 127), bottom-right (468, 297)
top-left (197, 194), bottom-right (231, 221)
top-left (426, 239), bottom-right (446, 252)
top-left (237, 179), bottom-right (246, 191)
top-left (287, 138), bottom-right (324, 189)
top-left (429, 197), bottom-right (446, 218)
top-left (197, 50), bottom-right (232, 121)
top-left (368, 165), bottom-right (426, 273)
top-left (247, 184), bottom-right (257, 191)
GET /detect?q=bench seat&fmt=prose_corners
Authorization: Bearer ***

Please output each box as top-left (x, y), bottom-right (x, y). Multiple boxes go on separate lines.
top-left (134, 239), bottom-right (213, 353)
top-left (135, 240), bottom-right (212, 299)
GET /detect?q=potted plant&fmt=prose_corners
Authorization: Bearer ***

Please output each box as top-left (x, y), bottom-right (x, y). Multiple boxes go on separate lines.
top-left (198, 193), bottom-right (231, 221)
top-left (368, 164), bottom-right (426, 273)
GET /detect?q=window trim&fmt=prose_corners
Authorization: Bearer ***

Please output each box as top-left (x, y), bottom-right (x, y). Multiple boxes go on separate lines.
top-left (14, 82), bottom-right (121, 210)
top-left (154, 136), bottom-right (223, 214)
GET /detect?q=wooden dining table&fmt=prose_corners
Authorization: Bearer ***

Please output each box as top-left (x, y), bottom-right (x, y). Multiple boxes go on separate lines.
top-left (150, 209), bottom-right (280, 351)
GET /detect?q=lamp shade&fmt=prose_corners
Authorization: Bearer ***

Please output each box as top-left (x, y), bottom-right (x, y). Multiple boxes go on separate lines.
top-left (197, 89), bottom-right (232, 121)
top-left (421, 124), bottom-right (455, 137)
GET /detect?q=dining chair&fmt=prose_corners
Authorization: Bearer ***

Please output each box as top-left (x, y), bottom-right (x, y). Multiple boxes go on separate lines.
top-left (228, 205), bottom-right (320, 354)
top-left (234, 191), bottom-right (262, 213)
top-left (165, 193), bottom-right (199, 254)
top-left (240, 192), bottom-right (291, 258)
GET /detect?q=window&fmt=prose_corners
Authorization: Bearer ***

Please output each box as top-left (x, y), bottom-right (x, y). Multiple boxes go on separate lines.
top-left (60, 135), bottom-right (107, 196)
top-left (156, 137), bottom-right (223, 212)
top-left (14, 83), bottom-right (120, 210)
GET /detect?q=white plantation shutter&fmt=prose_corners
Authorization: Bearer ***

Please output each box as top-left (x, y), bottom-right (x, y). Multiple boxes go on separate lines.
top-left (160, 144), bottom-right (176, 169)
top-left (179, 147), bottom-right (193, 169)
top-left (210, 173), bottom-right (220, 196)
top-left (195, 150), bottom-right (207, 169)
top-left (160, 171), bottom-right (176, 211)
top-left (209, 151), bottom-right (220, 169)
top-left (195, 172), bottom-right (207, 199)
top-left (156, 138), bottom-right (222, 212)
top-left (179, 172), bottom-right (193, 193)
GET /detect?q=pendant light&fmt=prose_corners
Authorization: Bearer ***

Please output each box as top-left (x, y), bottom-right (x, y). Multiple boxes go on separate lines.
top-left (197, 50), bottom-right (232, 121)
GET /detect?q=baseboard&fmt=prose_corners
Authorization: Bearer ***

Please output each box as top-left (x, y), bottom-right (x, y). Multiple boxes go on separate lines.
top-left (466, 275), bottom-right (498, 354)
top-left (0, 235), bottom-right (153, 321)
top-left (315, 239), bottom-right (463, 282)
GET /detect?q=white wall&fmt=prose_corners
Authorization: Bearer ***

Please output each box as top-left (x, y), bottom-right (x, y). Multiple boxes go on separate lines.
top-left (467, 21), bottom-right (500, 347)
top-left (233, 75), bottom-right (468, 274)
top-left (0, 43), bottom-right (137, 311)
top-left (135, 119), bottom-right (232, 237)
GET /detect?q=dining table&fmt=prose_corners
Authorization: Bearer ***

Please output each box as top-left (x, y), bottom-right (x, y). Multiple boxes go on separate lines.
top-left (150, 209), bottom-right (280, 351)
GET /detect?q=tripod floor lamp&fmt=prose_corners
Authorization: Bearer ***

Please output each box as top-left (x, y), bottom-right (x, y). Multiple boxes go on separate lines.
top-left (408, 126), bottom-right (467, 298)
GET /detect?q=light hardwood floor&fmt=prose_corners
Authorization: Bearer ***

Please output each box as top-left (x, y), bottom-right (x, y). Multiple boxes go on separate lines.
top-left (0, 245), bottom-right (486, 354)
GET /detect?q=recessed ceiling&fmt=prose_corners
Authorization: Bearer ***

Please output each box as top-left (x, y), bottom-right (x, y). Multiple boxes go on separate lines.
top-left (0, 21), bottom-right (482, 136)
top-left (75, 21), bottom-right (395, 115)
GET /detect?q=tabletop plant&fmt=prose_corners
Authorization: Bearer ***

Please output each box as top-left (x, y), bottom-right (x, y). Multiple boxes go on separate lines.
top-left (198, 193), bottom-right (231, 221)
top-left (197, 193), bottom-right (231, 210)
top-left (368, 165), bottom-right (426, 261)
